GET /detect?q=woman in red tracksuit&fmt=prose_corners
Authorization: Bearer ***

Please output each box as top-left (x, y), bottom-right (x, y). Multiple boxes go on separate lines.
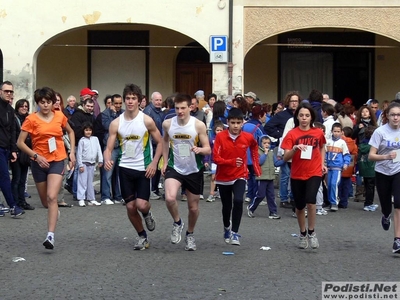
top-left (213, 108), bottom-right (261, 246)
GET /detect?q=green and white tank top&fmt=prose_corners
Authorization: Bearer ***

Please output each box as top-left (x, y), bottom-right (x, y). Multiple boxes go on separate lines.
top-left (118, 111), bottom-right (152, 171)
top-left (167, 116), bottom-right (203, 175)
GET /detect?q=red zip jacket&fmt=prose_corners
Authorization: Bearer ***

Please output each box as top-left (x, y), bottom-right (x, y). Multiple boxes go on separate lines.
top-left (213, 129), bottom-right (261, 181)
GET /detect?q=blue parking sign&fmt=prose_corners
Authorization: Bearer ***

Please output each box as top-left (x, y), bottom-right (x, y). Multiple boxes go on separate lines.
top-left (209, 35), bottom-right (228, 63)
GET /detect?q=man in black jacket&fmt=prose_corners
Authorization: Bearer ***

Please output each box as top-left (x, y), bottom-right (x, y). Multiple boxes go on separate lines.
top-left (264, 91), bottom-right (300, 209)
top-left (0, 81), bottom-right (24, 217)
top-left (69, 98), bottom-right (95, 199)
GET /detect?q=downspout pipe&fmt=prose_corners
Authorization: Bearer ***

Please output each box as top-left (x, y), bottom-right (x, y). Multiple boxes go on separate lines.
top-left (228, 0), bottom-right (233, 96)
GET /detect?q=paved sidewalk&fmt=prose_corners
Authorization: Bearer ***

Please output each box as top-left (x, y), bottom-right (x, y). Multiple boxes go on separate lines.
top-left (0, 174), bottom-right (398, 299)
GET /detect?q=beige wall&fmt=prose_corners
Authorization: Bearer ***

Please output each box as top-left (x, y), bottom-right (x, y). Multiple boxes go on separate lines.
top-left (36, 24), bottom-right (194, 106)
top-left (375, 35), bottom-right (400, 101)
top-left (244, 36), bottom-right (278, 104)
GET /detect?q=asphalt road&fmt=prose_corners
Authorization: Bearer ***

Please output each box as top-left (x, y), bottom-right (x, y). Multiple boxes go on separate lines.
top-left (1, 173), bottom-right (399, 300)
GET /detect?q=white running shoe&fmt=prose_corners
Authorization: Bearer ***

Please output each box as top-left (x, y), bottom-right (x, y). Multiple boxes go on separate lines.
top-left (101, 199), bottom-right (114, 205)
top-left (78, 200), bottom-right (86, 207)
top-left (88, 200), bottom-right (101, 206)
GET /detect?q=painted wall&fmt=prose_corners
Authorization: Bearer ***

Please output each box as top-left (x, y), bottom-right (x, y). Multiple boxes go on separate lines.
top-left (0, 1), bottom-right (230, 102)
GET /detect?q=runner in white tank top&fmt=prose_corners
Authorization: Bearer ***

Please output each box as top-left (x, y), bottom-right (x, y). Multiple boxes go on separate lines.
top-left (161, 94), bottom-right (211, 251)
top-left (104, 84), bottom-right (162, 251)
top-left (167, 116), bottom-right (203, 175)
top-left (118, 110), bottom-right (153, 172)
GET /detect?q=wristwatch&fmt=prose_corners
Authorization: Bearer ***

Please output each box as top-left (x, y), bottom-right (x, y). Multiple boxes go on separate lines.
top-left (32, 153), bottom-right (38, 160)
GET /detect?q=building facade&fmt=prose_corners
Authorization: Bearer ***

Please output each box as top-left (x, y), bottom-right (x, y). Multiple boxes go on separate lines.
top-left (1, 0), bottom-right (400, 109)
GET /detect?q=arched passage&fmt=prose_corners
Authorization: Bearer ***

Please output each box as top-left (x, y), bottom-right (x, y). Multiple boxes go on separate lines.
top-left (35, 23), bottom-right (205, 109)
top-left (175, 42), bottom-right (211, 95)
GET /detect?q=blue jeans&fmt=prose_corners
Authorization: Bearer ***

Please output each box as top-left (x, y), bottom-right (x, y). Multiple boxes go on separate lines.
top-left (279, 163), bottom-right (291, 202)
top-left (338, 177), bottom-right (351, 207)
top-left (0, 148), bottom-right (17, 207)
top-left (101, 148), bottom-right (122, 201)
top-left (249, 180), bottom-right (277, 214)
top-left (11, 159), bottom-right (29, 206)
top-left (246, 165), bottom-right (257, 200)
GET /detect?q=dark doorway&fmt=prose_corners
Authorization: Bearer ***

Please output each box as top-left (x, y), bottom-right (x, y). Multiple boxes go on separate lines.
top-left (176, 42), bottom-right (212, 96)
top-left (279, 31), bottom-right (374, 108)
top-left (334, 52), bottom-right (372, 108)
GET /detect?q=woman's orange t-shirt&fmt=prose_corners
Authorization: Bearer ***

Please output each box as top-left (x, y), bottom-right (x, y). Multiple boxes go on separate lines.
top-left (21, 111), bottom-right (68, 162)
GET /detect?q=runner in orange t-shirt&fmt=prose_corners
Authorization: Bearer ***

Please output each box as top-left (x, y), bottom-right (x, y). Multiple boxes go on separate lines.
top-left (17, 87), bottom-right (76, 250)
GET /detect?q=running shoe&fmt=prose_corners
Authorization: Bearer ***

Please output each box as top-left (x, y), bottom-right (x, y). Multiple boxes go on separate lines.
top-left (308, 232), bottom-right (319, 249)
top-left (150, 191), bottom-right (160, 200)
top-left (87, 200), bottom-right (101, 206)
top-left (299, 234), bottom-right (308, 249)
top-left (43, 236), bottom-right (54, 250)
top-left (381, 215), bottom-right (391, 231)
top-left (247, 205), bottom-right (254, 218)
top-left (133, 236), bottom-right (149, 250)
top-left (206, 195), bottom-right (215, 202)
top-left (316, 208), bottom-right (328, 216)
top-left (185, 234), bottom-right (197, 251)
top-left (393, 239), bottom-right (400, 254)
top-left (171, 221), bottom-right (184, 244)
top-left (10, 206), bottom-right (25, 217)
top-left (224, 227), bottom-right (231, 244)
top-left (230, 232), bottom-right (241, 246)
top-left (101, 199), bottom-right (114, 205)
top-left (268, 212), bottom-right (281, 219)
top-left (144, 211), bottom-right (156, 231)
top-left (363, 205), bottom-right (377, 212)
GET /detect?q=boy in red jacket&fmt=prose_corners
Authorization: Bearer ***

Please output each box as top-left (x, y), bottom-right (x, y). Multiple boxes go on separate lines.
top-left (339, 127), bottom-right (358, 208)
top-left (213, 108), bottom-right (261, 246)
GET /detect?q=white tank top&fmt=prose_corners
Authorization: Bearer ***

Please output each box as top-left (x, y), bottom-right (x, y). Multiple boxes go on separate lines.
top-left (118, 111), bottom-right (152, 171)
top-left (167, 116), bottom-right (203, 175)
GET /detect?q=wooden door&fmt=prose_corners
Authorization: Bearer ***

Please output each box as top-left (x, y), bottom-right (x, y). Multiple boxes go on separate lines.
top-left (176, 63), bottom-right (212, 96)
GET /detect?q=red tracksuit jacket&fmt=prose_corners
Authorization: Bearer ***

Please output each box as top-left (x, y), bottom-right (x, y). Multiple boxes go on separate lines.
top-left (213, 129), bottom-right (261, 181)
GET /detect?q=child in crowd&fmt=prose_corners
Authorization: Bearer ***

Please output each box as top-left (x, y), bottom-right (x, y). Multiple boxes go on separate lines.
top-left (205, 121), bottom-right (224, 202)
top-left (313, 122), bottom-right (328, 215)
top-left (338, 127), bottom-right (358, 208)
top-left (77, 122), bottom-right (103, 207)
top-left (322, 102), bottom-right (338, 140)
top-left (247, 136), bottom-right (285, 219)
top-left (358, 126), bottom-right (378, 212)
top-left (213, 108), bottom-right (260, 246)
top-left (325, 123), bottom-right (351, 211)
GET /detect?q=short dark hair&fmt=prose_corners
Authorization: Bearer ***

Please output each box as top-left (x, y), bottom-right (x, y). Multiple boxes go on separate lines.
top-left (227, 108), bottom-right (244, 120)
top-left (112, 94), bottom-right (122, 103)
top-left (314, 121), bottom-right (325, 133)
top-left (308, 89), bottom-right (323, 103)
top-left (165, 96), bottom-right (175, 109)
top-left (81, 121), bottom-right (93, 135)
top-left (123, 84), bottom-right (143, 101)
top-left (342, 126), bottom-right (353, 137)
top-left (208, 93), bottom-right (217, 101)
top-left (322, 103), bottom-right (335, 116)
top-left (174, 93), bottom-right (191, 107)
top-left (260, 135), bottom-right (271, 143)
top-left (331, 123), bottom-right (343, 131)
top-left (103, 95), bottom-right (112, 106)
top-left (83, 98), bottom-right (94, 105)
top-left (34, 87), bottom-right (56, 104)
top-left (364, 126), bottom-right (377, 139)
top-left (0, 81), bottom-right (13, 89)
